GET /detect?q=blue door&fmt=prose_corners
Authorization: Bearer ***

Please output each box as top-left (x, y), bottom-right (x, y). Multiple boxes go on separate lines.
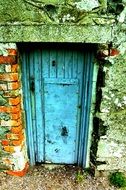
top-left (20, 44), bottom-right (94, 167)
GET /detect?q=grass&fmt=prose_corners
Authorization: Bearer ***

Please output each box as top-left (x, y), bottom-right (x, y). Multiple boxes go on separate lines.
top-left (109, 172), bottom-right (126, 188)
top-left (75, 170), bottom-right (85, 183)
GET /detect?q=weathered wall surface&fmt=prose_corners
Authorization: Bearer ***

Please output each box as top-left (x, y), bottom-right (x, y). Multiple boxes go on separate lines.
top-left (0, 44), bottom-right (28, 175)
top-left (0, 0), bottom-right (126, 174)
top-left (95, 49), bottom-right (126, 170)
top-left (0, 0), bottom-right (119, 42)
top-left (0, 0), bottom-right (108, 24)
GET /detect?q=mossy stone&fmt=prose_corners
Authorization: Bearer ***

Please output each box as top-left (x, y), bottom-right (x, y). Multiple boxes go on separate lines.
top-left (0, 95), bottom-right (7, 106)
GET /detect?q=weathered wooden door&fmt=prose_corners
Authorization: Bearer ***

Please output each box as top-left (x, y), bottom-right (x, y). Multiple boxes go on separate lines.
top-left (20, 44), bottom-right (94, 167)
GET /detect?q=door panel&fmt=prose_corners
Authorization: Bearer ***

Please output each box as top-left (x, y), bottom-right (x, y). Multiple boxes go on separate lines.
top-left (44, 78), bottom-right (79, 163)
top-left (20, 44), bottom-right (94, 167)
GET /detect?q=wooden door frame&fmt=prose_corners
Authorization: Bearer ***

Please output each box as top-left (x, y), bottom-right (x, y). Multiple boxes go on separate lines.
top-left (19, 43), bottom-right (96, 168)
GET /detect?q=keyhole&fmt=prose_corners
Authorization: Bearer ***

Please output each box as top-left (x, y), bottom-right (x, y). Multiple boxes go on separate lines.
top-left (52, 60), bottom-right (56, 67)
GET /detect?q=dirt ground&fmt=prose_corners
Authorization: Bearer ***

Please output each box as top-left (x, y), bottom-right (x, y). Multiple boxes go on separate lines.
top-left (0, 165), bottom-right (117, 190)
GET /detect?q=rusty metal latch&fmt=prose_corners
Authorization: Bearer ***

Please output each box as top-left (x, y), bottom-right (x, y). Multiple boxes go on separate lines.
top-left (30, 77), bottom-right (35, 92)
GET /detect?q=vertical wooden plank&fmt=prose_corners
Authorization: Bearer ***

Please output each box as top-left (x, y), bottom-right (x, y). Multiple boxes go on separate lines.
top-left (72, 50), bottom-right (78, 79)
top-left (29, 51), bottom-right (37, 160)
top-left (77, 50), bottom-right (84, 107)
top-left (64, 50), bottom-right (73, 79)
top-left (49, 49), bottom-right (57, 78)
top-left (82, 51), bottom-right (94, 167)
top-left (74, 50), bottom-right (83, 164)
top-left (77, 51), bottom-right (87, 165)
top-left (80, 51), bottom-right (90, 166)
top-left (77, 50), bottom-right (94, 167)
top-left (34, 49), bottom-right (44, 162)
top-left (21, 51), bottom-right (35, 165)
top-left (42, 49), bottom-right (50, 78)
top-left (57, 49), bottom-right (65, 78)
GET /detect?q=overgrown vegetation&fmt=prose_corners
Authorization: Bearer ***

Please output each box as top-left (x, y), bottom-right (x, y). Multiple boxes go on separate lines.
top-left (75, 170), bottom-right (85, 183)
top-left (109, 172), bottom-right (126, 188)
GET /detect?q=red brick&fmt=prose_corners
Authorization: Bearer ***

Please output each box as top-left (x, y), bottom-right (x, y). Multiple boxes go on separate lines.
top-left (10, 105), bottom-right (21, 113)
top-left (6, 131), bottom-right (23, 140)
top-left (7, 49), bottom-right (17, 56)
top-left (0, 106), bottom-right (8, 113)
top-left (12, 139), bottom-right (22, 146)
top-left (0, 56), bottom-right (16, 64)
top-left (0, 105), bottom-right (21, 113)
top-left (110, 48), bottom-right (120, 56)
top-left (3, 146), bottom-right (15, 153)
top-left (0, 73), bottom-right (18, 82)
top-left (11, 112), bottom-right (21, 120)
top-left (6, 162), bottom-right (29, 177)
top-left (1, 140), bottom-right (9, 146)
top-left (16, 132), bottom-right (24, 141)
top-left (11, 64), bottom-right (18, 72)
top-left (9, 96), bottom-right (21, 106)
top-left (6, 133), bottom-right (19, 140)
top-left (11, 125), bottom-right (22, 134)
top-left (8, 82), bottom-right (20, 90)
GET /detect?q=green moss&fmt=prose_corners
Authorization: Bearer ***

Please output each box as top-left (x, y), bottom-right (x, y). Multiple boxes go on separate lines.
top-left (0, 65), bottom-right (5, 73)
top-left (109, 172), bottom-right (126, 188)
top-left (0, 127), bottom-right (10, 139)
top-left (0, 95), bottom-right (7, 106)
top-left (0, 113), bottom-right (10, 121)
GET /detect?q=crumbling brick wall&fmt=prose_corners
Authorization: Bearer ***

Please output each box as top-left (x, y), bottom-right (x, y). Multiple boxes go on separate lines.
top-left (0, 44), bottom-right (28, 176)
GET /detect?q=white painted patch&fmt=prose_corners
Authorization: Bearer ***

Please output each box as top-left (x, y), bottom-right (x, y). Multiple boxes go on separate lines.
top-left (117, 7), bottom-right (126, 23)
top-left (0, 43), bottom-right (17, 56)
top-left (62, 14), bottom-right (75, 22)
top-left (123, 96), bottom-right (126, 104)
top-left (5, 65), bottom-right (12, 72)
top-left (114, 98), bottom-right (119, 105)
top-left (101, 108), bottom-right (110, 113)
top-left (117, 103), bottom-right (122, 107)
top-left (74, 0), bottom-right (99, 11)
top-left (12, 146), bottom-right (26, 171)
top-left (101, 135), bottom-right (107, 139)
top-left (103, 66), bottom-right (109, 72)
top-left (110, 94), bottom-right (114, 98)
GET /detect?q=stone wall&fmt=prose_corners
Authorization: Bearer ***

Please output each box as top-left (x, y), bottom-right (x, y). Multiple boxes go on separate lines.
top-left (0, 0), bottom-right (126, 175)
top-left (0, 44), bottom-right (28, 176)
top-left (95, 50), bottom-right (126, 172)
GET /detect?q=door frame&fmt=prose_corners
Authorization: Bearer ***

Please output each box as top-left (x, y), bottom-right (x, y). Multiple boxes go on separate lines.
top-left (19, 43), bottom-right (97, 168)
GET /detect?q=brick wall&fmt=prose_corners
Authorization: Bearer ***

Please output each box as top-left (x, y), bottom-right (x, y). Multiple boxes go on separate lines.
top-left (0, 43), bottom-right (28, 176)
